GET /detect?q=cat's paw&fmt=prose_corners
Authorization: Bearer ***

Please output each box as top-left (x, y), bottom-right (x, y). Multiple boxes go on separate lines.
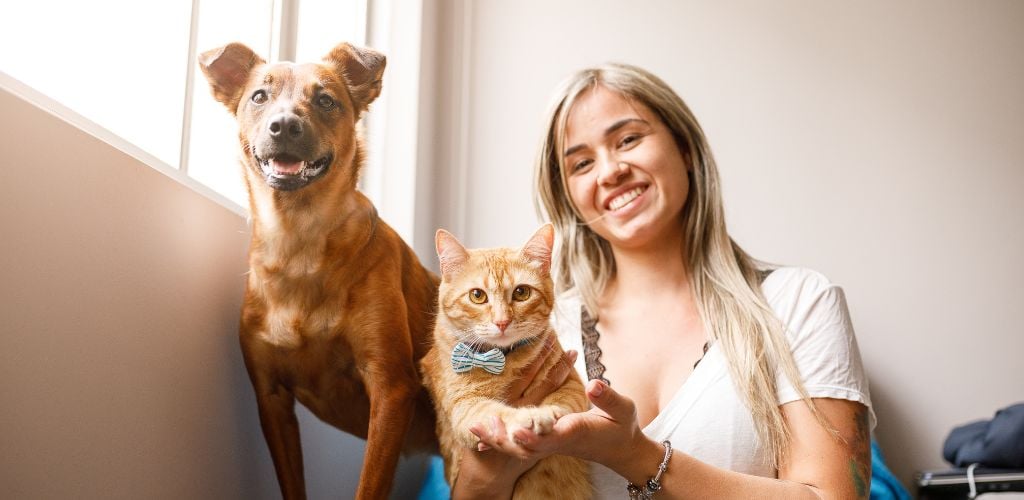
top-left (505, 405), bottom-right (565, 438)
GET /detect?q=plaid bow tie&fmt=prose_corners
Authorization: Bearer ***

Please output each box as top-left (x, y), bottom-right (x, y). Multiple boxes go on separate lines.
top-left (451, 342), bottom-right (506, 375)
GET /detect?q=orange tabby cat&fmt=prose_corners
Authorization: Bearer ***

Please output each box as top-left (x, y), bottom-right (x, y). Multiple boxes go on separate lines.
top-left (420, 224), bottom-right (591, 499)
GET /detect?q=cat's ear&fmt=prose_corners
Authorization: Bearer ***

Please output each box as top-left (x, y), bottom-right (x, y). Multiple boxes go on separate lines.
top-left (520, 223), bottom-right (554, 273)
top-left (435, 229), bottom-right (469, 280)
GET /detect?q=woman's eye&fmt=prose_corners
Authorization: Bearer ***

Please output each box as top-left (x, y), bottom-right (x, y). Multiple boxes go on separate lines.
top-left (468, 288), bottom-right (487, 304)
top-left (317, 94), bottom-right (336, 109)
top-left (572, 159), bottom-right (593, 172)
top-left (512, 286), bottom-right (531, 302)
top-left (618, 134), bottom-right (640, 148)
top-left (251, 90), bottom-right (268, 104)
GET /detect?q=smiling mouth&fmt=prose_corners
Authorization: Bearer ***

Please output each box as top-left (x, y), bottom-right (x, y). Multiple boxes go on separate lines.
top-left (252, 149), bottom-right (333, 191)
top-left (607, 185), bottom-right (648, 211)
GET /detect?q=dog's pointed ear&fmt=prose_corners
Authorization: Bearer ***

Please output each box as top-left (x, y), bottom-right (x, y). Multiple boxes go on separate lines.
top-left (324, 42), bottom-right (386, 116)
top-left (198, 42), bottom-right (265, 113)
top-left (436, 229), bottom-right (469, 281)
top-left (520, 224), bottom-right (555, 273)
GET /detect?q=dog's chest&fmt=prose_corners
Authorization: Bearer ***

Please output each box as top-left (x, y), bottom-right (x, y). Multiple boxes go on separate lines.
top-left (266, 325), bottom-right (369, 433)
top-left (259, 302), bottom-right (340, 347)
top-left (247, 259), bottom-right (343, 348)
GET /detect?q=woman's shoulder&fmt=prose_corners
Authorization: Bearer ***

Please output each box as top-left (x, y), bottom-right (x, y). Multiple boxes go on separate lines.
top-left (761, 267), bottom-right (851, 340)
top-left (762, 267), bottom-right (843, 308)
top-left (761, 266), bottom-right (836, 295)
top-left (767, 268), bottom-right (873, 420)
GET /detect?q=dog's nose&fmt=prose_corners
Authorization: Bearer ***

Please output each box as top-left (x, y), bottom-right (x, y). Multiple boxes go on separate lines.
top-left (267, 113), bottom-right (303, 139)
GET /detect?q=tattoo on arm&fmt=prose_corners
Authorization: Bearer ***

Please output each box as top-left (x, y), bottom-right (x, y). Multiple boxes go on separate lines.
top-left (848, 406), bottom-right (871, 499)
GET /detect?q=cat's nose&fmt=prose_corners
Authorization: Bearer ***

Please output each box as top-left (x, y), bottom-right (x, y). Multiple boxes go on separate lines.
top-left (494, 320), bottom-right (510, 333)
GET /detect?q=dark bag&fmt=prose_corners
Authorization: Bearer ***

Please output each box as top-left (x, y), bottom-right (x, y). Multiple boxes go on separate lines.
top-left (943, 402), bottom-right (1024, 468)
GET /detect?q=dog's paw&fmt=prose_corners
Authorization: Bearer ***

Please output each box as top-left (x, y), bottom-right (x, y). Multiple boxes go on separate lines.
top-left (505, 405), bottom-right (563, 438)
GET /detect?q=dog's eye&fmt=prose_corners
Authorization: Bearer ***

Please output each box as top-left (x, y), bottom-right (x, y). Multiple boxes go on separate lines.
top-left (251, 90), bottom-right (268, 104)
top-left (512, 286), bottom-right (531, 302)
top-left (317, 94), bottom-right (336, 110)
top-left (468, 289), bottom-right (487, 304)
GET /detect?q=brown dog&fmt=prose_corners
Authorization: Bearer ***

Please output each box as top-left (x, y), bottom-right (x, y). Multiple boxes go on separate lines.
top-left (199, 41), bottom-right (439, 499)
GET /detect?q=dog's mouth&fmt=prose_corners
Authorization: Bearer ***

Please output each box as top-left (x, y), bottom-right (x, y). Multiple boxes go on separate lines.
top-left (253, 149), bottom-right (333, 191)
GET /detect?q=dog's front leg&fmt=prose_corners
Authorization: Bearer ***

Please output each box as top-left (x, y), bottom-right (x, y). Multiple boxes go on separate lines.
top-left (356, 359), bottom-right (419, 499)
top-left (254, 383), bottom-right (306, 500)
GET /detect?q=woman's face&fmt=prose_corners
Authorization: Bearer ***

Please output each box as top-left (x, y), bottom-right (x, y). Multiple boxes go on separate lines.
top-left (563, 85), bottom-right (690, 251)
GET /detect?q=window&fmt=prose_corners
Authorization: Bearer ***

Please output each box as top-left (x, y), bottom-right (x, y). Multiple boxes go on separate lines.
top-left (0, 0), bottom-right (367, 210)
top-left (1, 1), bottom-right (192, 169)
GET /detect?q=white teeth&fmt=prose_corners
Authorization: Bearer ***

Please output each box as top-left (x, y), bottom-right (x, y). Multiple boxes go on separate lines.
top-left (608, 187), bottom-right (645, 211)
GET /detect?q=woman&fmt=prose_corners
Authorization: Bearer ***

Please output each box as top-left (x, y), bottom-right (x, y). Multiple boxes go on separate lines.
top-left (453, 63), bottom-right (874, 499)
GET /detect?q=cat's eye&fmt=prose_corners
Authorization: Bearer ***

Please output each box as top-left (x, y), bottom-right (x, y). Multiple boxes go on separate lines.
top-left (512, 285), bottom-right (531, 301)
top-left (468, 288), bottom-right (487, 304)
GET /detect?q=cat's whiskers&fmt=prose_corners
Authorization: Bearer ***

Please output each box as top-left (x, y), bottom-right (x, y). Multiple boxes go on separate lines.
top-left (457, 332), bottom-right (483, 347)
top-left (449, 326), bottom-right (490, 351)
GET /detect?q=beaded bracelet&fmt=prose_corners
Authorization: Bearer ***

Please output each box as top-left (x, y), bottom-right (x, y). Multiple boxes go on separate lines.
top-left (626, 440), bottom-right (673, 499)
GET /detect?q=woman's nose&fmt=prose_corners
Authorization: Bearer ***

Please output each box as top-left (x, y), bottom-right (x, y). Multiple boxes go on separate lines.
top-left (597, 159), bottom-right (630, 185)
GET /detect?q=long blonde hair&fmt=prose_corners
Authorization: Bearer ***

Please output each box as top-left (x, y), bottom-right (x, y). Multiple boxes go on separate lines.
top-left (534, 63), bottom-right (827, 468)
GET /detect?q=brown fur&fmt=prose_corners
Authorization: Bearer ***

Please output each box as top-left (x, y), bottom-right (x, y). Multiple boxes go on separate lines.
top-left (420, 226), bottom-right (591, 499)
top-left (199, 41), bottom-right (439, 499)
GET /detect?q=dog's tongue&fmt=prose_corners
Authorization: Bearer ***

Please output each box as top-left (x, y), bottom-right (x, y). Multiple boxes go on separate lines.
top-left (271, 158), bottom-right (304, 175)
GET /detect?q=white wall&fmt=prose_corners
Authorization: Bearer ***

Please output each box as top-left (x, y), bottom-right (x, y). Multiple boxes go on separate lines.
top-left (425, 0), bottom-right (1024, 487)
top-left (0, 86), bottom-right (428, 498)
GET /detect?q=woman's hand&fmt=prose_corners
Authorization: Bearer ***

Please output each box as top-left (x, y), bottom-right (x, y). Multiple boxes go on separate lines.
top-left (473, 377), bottom-right (651, 473)
top-left (451, 336), bottom-right (578, 499)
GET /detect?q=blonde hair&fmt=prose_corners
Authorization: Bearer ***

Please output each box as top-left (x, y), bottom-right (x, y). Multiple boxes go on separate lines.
top-left (534, 63), bottom-right (828, 468)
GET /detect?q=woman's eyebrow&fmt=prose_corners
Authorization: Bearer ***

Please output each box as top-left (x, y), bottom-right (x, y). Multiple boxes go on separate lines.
top-left (564, 118), bottom-right (649, 157)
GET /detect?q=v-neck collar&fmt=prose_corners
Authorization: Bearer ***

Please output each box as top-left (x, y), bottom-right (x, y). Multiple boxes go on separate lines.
top-left (642, 341), bottom-right (726, 435)
top-left (579, 305), bottom-right (725, 432)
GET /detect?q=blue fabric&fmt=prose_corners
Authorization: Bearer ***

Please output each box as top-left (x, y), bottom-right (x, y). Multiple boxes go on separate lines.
top-left (415, 441), bottom-right (910, 499)
top-left (416, 455), bottom-right (450, 500)
top-left (870, 438), bottom-right (911, 500)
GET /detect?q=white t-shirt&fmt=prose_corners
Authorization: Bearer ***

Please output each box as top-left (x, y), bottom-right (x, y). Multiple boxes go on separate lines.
top-left (551, 267), bottom-right (874, 498)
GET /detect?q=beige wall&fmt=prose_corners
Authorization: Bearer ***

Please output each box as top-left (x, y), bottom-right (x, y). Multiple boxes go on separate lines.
top-left (425, 0), bottom-right (1024, 487)
top-left (0, 87), bottom-right (428, 498)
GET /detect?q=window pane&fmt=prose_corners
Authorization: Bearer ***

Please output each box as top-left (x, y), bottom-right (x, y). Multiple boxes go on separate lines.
top-left (295, 0), bottom-right (366, 62)
top-left (0, 1), bottom-right (191, 168)
top-left (187, 0), bottom-right (275, 208)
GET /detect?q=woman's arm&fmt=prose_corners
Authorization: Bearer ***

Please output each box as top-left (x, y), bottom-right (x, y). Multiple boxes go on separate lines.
top-left (482, 379), bottom-right (871, 500)
top-left (643, 397), bottom-right (871, 500)
top-left (777, 397), bottom-right (872, 499)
